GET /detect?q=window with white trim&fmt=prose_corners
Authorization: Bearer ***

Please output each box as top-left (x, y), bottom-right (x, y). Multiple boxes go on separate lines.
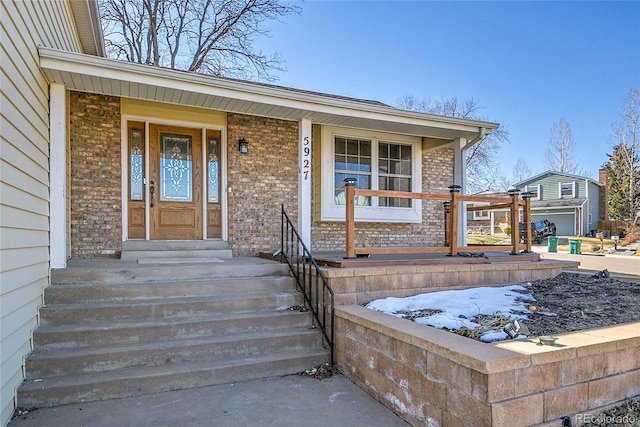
top-left (525, 184), bottom-right (541, 200)
top-left (378, 142), bottom-right (412, 207)
top-left (322, 127), bottom-right (422, 223)
top-left (560, 182), bottom-right (575, 198)
top-left (472, 204), bottom-right (490, 220)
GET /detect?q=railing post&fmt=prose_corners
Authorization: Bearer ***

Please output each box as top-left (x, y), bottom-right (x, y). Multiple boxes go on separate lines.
top-left (448, 185), bottom-right (461, 256)
top-left (521, 192), bottom-right (532, 253)
top-left (508, 189), bottom-right (521, 255)
top-left (343, 178), bottom-right (357, 259)
top-left (443, 201), bottom-right (451, 247)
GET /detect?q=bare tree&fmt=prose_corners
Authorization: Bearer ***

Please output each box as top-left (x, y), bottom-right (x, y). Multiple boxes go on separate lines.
top-left (512, 157), bottom-right (532, 183)
top-left (544, 117), bottom-right (581, 174)
top-left (607, 88), bottom-right (640, 222)
top-left (396, 94), bottom-right (510, 193)
top-left (99, 0), bottom-right (301, 80)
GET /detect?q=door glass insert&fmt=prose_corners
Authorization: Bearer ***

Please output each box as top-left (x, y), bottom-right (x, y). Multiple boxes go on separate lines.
top-left (208, 137), bottom-right (219, 203)
top-left (160, 133), bottom-right (193, 201)
top-left (130, 129), bottom-right (144, 200)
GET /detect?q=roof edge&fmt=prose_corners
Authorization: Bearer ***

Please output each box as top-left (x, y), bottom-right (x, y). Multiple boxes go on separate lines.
top-left (39, 47), bottom-right (499, 132)
top-left (69, 0), bottom-right (105, 57)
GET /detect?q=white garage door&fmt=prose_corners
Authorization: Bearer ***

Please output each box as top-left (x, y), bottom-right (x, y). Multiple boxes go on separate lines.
top-left (531, 213), bottom-right (575, 236)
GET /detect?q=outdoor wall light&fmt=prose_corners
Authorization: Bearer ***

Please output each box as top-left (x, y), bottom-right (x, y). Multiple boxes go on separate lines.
top-left (238, 138), bottom-right (249, 154)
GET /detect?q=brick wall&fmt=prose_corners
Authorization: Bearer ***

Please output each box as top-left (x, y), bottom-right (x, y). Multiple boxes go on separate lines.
top-left (227, 113), bottom-right (299, 255)
top-left (311, 146), bottom-right (454, 251)
top-left (69, 92), bottom-right (122, 257)
top-left (599, 168), bottom-right (608, 221)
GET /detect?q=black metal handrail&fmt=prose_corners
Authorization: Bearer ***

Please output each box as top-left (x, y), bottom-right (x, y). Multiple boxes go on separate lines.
top-left (281, 205), bottom-right (334, 364)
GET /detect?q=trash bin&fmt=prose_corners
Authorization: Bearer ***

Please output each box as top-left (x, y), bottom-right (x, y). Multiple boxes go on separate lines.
top-left (569, 239), bottom-right (581, 254)
top-left (547, 236), bottom-right (558, 253)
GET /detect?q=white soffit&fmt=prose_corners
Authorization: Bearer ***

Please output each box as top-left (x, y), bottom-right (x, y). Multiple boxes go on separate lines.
top-left (39, 48), bottom-right (498, 140)
top-left (68, 1), bottom-right (105, 57)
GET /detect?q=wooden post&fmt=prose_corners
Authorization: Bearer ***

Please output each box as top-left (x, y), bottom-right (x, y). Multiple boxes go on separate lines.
top-left (508, 189), bottom-right (520, 255)
top-left (443, 201), bottom-right (451, 247)
top-left (448, 185), bottom-right (461, 256)
top-left (344, 178), bottom-right (356, 259)
top-left (521, 192), bottom-right (532, 253)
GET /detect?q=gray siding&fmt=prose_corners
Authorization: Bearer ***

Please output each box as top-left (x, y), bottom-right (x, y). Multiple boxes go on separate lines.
top-left (520, 173), bottom-right (583, 201)
top-left (0, 1), bottom-right (83, 425)
top-left (586, 181), bottom-right (601, 234)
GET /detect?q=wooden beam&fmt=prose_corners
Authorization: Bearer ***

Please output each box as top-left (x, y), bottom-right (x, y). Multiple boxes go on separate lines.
top-left (449, 188), bottom-right (460, 256)
top-left (466, 202), bottom-right (513, 212)
top-left (355, 246), bottom-right (450, 255)
top-left (458, 195), bottom-right (511, 203)
top-left (509, 192), bottom-right (520, 255)
top-left (354, 189), bottom-right (449, 201)
top-left (345, 182), bottom-right (355, 259)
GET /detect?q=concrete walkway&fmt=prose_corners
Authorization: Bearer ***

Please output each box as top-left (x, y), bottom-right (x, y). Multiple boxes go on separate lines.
top-left (8, 374), bottom-right (409, 427)
top-left (533, 243), bottom-right (639, 277)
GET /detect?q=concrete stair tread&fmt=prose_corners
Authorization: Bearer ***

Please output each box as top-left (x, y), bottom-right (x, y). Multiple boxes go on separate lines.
top-left (44, 276), bottom-right (296, 303)
top-left (35, 310), bottom-right (309, 335)
top-left (52, 257), bottom-right (290, 284)
top-left (19, 348), bottom-right (329, 407)
top-left (43, 290), bottom-right (299, 309)
top-left (28, 327), bottom-right (320, 362)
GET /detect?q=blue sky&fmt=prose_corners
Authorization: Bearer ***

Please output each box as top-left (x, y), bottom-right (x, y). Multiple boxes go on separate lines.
top-left (255, 1), bottom-right (640, 183)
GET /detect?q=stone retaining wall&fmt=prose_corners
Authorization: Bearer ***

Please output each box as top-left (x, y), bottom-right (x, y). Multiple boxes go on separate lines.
top-left (322, 260), bottom-right (576, 306)
top-left (335, 305), bottom-right (640, 427)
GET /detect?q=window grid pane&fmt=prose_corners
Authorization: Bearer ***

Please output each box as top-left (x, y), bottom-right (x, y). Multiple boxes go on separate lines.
top-left (379, 141), bottom-right (412, 207)
top-left (334, 137), bottom-right (372, 206)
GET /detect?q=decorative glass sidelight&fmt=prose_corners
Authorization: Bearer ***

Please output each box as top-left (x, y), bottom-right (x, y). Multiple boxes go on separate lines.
top-left (130, 129), bottom-right (144, 200)
top-left (208, 138), bottom-right (219, 203)
top-left (160, 133), bottom-right (192, 201)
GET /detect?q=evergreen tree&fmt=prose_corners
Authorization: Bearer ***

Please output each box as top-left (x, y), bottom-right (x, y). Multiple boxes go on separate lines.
top-left (605, 88), bottom-right (640, 222)
top-left (604, 143), bottom-right (640, 221)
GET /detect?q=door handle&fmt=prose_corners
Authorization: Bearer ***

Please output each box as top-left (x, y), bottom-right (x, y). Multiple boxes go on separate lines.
top-left (149, 180), bottom-right (155, 207)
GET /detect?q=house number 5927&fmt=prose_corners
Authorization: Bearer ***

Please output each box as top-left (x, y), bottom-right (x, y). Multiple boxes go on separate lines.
top-left (302, 136), bottom-right (310, 180)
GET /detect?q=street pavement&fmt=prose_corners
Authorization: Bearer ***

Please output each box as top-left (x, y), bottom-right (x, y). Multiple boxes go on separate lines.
top-left (534, 242), bottom-right (639, 277)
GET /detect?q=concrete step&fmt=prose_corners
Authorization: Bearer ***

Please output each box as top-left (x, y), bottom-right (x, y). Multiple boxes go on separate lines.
top-left (18, 257), bottom-right (330, 410)
top-left (51, 258), bottom-right (290, 284)
top-left (121, 240), bottom-right (233, 261)
top-left (18, 348), bottom-right (329, 408)
top-left (122, 240), bottom-right (231, 251)
top-left (26, 328), bottom-right (321, 378)
top-left (39, 292), bottom-right (303, 325)
top-left (44, 276), bottom-right (296, 304)
top-left (33, 311), bottom-right (313, 350)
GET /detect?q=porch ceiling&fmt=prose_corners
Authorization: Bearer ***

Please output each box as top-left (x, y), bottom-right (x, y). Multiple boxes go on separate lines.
top-left (39, 48), bottom-right (498, 141)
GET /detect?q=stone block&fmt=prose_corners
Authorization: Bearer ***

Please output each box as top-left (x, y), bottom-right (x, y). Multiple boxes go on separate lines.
top-left (543, 382), bottom-right (589, 421)
top-left (514, 363), bottom-right (561, 396)
top-left (427, 352), bottom-right (473, 394)
top-left (560, 353), bottom-right (605, 385)
top-left (603, 346), bottom-right (640, 375)
top-left (444, 388), bottom-right (492, 427)
top-left (588, 374), bottom-right (630, 408)
top-left (491, 393), bottom-right (544, 427)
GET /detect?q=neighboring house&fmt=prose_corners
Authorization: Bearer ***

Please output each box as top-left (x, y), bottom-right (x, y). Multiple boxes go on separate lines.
top-left (467, 171), bottom-right (606, 237)
top-left (516, 171), bottom-right (604, 237)
top-left (0, 1), bottom-right (499, 425)
top-left (466, 191), bottom-right (509, 235)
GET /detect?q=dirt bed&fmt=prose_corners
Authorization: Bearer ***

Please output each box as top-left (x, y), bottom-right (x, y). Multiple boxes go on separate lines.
top-left (521, 272), bottom-right (640, 336)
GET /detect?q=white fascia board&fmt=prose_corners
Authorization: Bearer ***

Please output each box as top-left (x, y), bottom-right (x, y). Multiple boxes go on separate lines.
top-left (39, 48), bottom-right (499, 134)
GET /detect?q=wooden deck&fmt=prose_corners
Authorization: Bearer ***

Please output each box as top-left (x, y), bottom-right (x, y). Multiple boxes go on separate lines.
top-left (311, 250), bottom-right (540, 268)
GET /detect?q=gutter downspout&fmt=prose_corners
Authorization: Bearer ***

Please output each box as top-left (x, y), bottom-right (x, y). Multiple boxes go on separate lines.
top-left (456, 127), bottom-right (487, 246)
